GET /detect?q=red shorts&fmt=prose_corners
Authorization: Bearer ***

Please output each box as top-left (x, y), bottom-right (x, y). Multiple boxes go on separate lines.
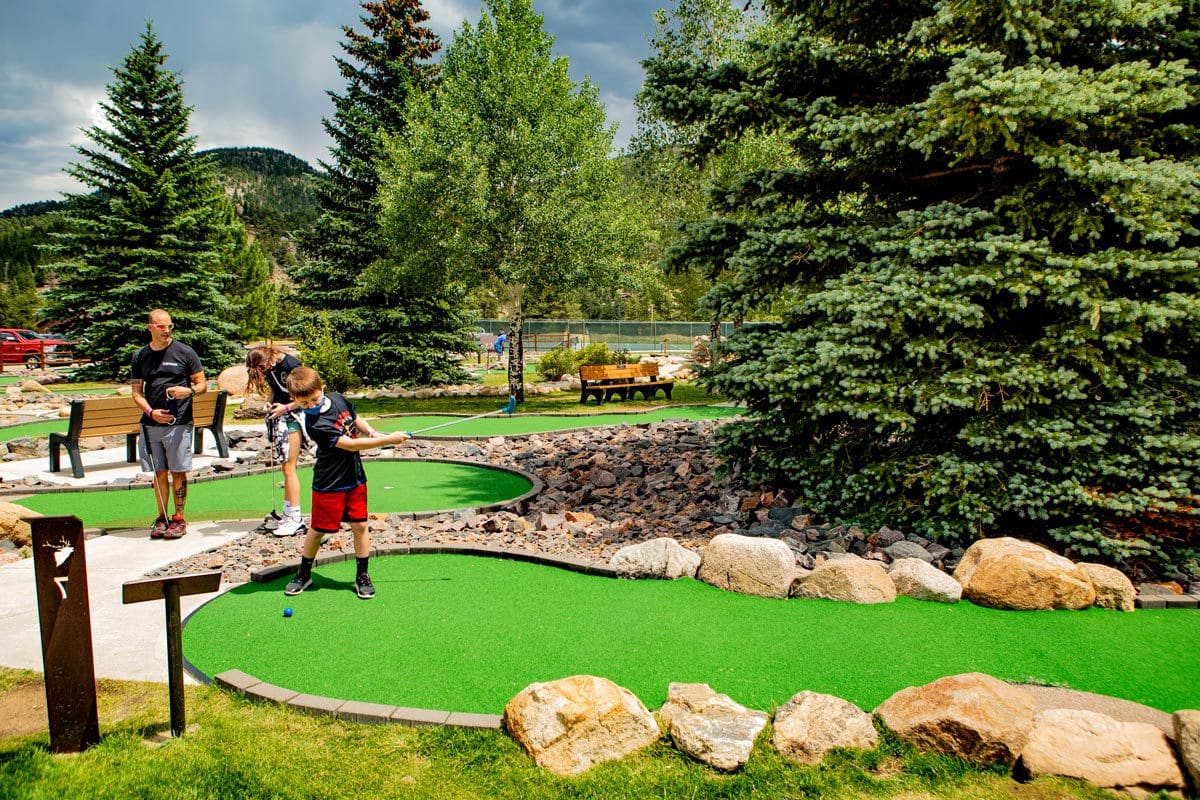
top-left (310, 483), bottom-right (368, 532)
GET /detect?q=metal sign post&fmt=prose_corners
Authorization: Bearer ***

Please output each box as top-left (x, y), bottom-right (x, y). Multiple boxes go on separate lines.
top-left (122, 571), bottom-right (221, 737)
top-left (29, 515), bottom-right (100, 753)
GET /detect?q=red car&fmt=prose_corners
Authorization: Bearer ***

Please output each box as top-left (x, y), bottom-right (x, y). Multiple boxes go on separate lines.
top-left (0, 328), bottom-right (77, 368)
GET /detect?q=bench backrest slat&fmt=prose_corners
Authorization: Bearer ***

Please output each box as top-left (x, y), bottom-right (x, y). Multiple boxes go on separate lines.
top-left (70, 391), bottom-right (224, 437)
top-left (580, 363), bottom-right (661, 381)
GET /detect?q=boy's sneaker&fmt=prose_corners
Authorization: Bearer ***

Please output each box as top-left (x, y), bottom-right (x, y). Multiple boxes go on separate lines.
top-left (284, 574), bottom-right (312, 596)
top-left (163, 517), bottom-right (187, 539)
top-left (273, 517), bottom-right (306, 538)
top-left (150, 517), bottom-right (168, 539)
top-left (355, 573), bottom-right (375, 600)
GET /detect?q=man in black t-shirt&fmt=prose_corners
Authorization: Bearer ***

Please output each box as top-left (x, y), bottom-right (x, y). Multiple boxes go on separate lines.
top-left (131, 309), bottom-right (206, 540)
top-left (282, 366), bottom-right (410, 600)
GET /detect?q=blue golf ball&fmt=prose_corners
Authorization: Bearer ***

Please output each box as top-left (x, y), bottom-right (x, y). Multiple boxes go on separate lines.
top-left (283, 607), bottom-right (293, 618)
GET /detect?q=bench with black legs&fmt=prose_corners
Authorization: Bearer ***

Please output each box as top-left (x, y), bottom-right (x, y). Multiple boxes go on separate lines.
top-left (49, 391), bottom-right (229, 478)
top-left (579, 363), bottom-right (675, 404)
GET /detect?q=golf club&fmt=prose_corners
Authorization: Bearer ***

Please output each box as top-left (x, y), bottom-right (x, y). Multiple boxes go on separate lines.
top-left (405, 395), bottom-right (517, 437)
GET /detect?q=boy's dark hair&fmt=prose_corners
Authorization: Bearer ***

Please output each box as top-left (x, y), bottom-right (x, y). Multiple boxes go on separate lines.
top-left (287, 366), bottom-right (324, 397)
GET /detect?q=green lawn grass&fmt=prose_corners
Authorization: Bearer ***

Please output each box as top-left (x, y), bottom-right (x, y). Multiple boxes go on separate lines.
top-left (0, 419), bottom-right (66, 442)
top-left (0, 667), bottom-right (1113, 800)
top-left (185, 554), bottom-right (1200, 717)
top-left (14, 461), bottom-right (532, 529)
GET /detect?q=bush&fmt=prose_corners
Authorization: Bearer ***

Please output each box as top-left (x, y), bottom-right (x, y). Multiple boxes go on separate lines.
top-left (298, 312), bottom-right (359, 393)
top-left (575, 342), bottom-right (615, 367)
top-left (537, 346), bottom-right (576, 381)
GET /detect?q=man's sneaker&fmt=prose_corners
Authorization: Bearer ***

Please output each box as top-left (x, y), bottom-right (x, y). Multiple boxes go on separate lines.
top-left (284, 574), bottom-right (312, 596)
top-left (163, 517), bottom-right (187, 539)
top-left (150, 517), bottom-right (168, 539)
top-left (273, 517), bottom-right (307, 538)
top-left (355, 573), bottom-right (375, 600)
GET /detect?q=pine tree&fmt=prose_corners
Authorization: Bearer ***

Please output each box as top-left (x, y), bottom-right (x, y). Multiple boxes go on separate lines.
top-left (217, 199), bottom-right (278, 341)
top-left (642, 0), bottom-right (1200, 570)
top-left (294, 0), bottom-right (471, 387)
top-left (0, 261), bottom-right (39, 328)
top-left (44, 24), bottom-right (243, 379)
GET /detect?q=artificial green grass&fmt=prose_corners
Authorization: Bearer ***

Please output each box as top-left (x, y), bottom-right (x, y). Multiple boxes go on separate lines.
top-left (184, 554), bottom-right (1200, 716)
top-left (374, 404), bottom-right (738, 437)
top-left (14, 461), bottom-right (532, 530)
top-left (0, 419), bottom-right (66, 442)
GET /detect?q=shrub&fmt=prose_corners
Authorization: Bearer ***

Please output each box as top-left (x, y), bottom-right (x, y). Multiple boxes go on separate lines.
top-left (537, 346), bottom-right (576, 381)
top-left (298, 312), bottom-right (359, 393)
top-left (575, 342), bottom-right (615, 367)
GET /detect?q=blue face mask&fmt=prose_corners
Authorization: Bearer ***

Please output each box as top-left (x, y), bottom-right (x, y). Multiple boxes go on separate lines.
top-left (302, 403), bottom-right (322, 417)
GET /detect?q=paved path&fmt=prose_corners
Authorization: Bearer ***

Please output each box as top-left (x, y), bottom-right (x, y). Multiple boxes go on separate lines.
top-left (0, 521), bottom-right (253, 684)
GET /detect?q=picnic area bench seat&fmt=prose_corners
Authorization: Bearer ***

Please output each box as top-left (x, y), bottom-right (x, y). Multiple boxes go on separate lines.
top-left (579, 363), bottom-right (674, 404)
top-left (49, 391), bottom-right (230, 478)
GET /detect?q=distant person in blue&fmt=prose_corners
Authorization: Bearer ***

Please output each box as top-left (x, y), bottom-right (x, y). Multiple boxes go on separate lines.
top-left (491, 331), bottom-right (507, 370)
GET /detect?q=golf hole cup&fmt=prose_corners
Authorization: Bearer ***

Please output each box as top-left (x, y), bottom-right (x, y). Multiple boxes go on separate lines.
top-left (283, 607), bottom-right (293, 618)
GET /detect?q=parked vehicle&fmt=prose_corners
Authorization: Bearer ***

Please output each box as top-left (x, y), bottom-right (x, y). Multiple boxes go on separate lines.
top-left (0, 328), bottom-right (78, 369)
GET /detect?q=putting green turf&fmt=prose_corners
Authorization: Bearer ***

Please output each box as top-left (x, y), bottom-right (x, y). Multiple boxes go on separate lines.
top-left (184, 554), bottom-right (1200, 716)
top-left (13, 461), bottom-right (532, 529)
top-left (0, 419), bottom-right (66, 442)
top-left (375, 404), bottom-right (738, 437)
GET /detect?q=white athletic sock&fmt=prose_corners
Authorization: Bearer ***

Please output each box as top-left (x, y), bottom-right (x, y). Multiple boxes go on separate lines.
top-left (284, 502), bottom-right (301, 520)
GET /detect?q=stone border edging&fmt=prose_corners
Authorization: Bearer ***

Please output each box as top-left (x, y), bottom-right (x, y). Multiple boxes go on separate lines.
top-left (185, 547), bottom-right (622, 729)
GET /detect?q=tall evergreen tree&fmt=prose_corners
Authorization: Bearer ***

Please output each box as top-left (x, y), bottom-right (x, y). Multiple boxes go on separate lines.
top-left (377, 0), bottom-right (650, 400)
top-left (642, 0), bottom-right (1200, 569)
top-left (217, 199), bottom-right (279, 341)
top-left (0, 261), bottom-right (39, 328)
top-left (44, 24), bottom-right (242, 378)
top-left (295, 0), bottom-right (471, 387)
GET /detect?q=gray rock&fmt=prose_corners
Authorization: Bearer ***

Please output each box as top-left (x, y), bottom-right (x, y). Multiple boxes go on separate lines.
top-left (884, 541), bottom-right (934, 562)
top-left (772, 691), bottom-right (878, 765)
top-left (660, 683), bottom-right (768, 771)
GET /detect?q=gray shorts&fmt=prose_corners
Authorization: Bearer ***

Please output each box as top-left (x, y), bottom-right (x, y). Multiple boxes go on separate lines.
top-left (139, 423), bottom-right (194, 473)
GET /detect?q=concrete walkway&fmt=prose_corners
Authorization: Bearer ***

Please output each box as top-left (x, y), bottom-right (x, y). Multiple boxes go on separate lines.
top-left (0, 520), bottom-right (254, 684)
top-left (0, 434), bottom-right (263, 684)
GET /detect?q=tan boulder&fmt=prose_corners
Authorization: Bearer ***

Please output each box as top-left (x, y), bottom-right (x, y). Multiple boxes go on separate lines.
top-left (889, 558), bottom-right (962, 603)
top-left (954, 537), bottom-right (1095, 610)
top-left (659, 683), bottom-right (768, 771)
top-left (1175, 710), bottom-right (1200, 793)
top-left (793, 556), bottom-right (896, 604)
top-left (1020, 708), bottom-right (1186, 797)
top-left (874, 672), bottom-right (1034, 766)
top-left (772, 691), bottom-right (879, 765)
top-left (502, 675), bottom-right (660, 776)
top-left (217, 364), bottom-right (250, 396)
top-left (611, 538), bottom-right (701, 579)
top-left (0, 501), bottom-right (41, 547)
top-left (20, 380), bottom-right (48, 393)
top-left (1078, 563), bottom-right (1136, 612)
top-left (697, 533), bottom-right (795, 599)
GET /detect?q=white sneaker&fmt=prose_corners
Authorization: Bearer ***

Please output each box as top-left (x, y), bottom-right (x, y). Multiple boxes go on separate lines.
top-left (273, 517), bottom-right (307, 538)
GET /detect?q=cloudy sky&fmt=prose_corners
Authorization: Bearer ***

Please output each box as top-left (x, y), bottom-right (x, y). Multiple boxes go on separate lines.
top-left (0, 0), bottom-right (664, 211)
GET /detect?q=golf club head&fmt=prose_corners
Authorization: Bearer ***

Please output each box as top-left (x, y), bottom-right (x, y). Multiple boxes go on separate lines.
top-left (503, 395), bottom-right (516, 415)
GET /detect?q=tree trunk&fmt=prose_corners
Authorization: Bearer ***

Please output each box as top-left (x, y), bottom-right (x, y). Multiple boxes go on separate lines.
top-left (507, 313), bottom-right (524, 403)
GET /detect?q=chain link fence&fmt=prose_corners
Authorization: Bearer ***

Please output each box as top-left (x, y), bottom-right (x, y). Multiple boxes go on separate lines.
top-left (472, 319), bottom-right (757, 355)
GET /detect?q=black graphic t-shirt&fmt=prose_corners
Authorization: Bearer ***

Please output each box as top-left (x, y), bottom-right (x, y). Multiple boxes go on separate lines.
top-left (265, 353), bottom-right (301, 405)
top-left (131, 340), bottom-right (203, 426)
top-left (302, 391), bottom-right (366, 492)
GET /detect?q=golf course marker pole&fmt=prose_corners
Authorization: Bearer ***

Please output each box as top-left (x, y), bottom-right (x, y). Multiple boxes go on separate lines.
top-left (405, 395), bottom-right (517, 437)
top-left (122, 570), bottom-right (222, 737)
top-left (29, 515), bottom-right (100, 753)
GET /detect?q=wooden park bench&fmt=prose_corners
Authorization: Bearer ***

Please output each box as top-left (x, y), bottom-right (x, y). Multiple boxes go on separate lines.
top-left (49, 391), bottom-right (230, 478)
top-left (579, 363), bottom-right (675, 404)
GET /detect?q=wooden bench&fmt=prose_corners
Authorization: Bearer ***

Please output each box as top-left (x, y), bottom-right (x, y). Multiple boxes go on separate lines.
top-left (49, 391), bottom-right (230, 478)
top-left (579, 363), bottom-right (674, 404)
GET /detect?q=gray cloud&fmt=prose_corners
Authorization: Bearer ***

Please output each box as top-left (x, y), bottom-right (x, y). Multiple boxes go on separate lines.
top-left (0, 0), bottom-right (661, 210)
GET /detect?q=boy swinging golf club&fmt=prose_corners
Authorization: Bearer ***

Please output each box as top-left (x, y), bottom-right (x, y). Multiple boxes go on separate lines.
top-left (283, 367), bottom-right (410, 599)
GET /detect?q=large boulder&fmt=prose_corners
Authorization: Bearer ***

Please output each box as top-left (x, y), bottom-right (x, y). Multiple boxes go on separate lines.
top-left (659, 683), bottom-right (768, 771)
top-left (611, 537), bottom-right (701, 580)
top-left (1019, 709), bottom-right (1186, 798)
top-left (1077, 563), bottom-right (1136, 612)
top-left (0, 501), bottom-right (40, 547)
top-left (793, 556), bottom-right (896, 604)
top-left (502, 675), bottom-right (660, 776)
top-left (697, 533), bottom-right (795, 599)
top-left (216, 364), bottom-right (250, 396)
top-left (889, 558), bottom-right (962, 603)
top-left (954, 537), bottom-right (1096, 610)
top-left (772, 691), bottom-right (879, 765)
top-left (1175, 710), bottom-right (1200, 794)
top-left (874, 673), bottom-right (1035, 766)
